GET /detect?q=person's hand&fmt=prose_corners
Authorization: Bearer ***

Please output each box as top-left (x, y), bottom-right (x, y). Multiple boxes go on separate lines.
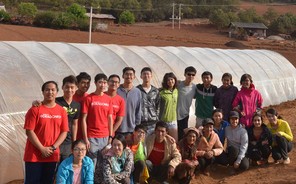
top-left (241, 111), bottom-right (246, 116)
top-left (40, 146), bottom-right (54, 158)
top-left (233, 162), bottom-right (240, 169)
top-left (204, 150), bottom-right (214, 159)
top-left (251, 141), bottom-right (257, 145)
top-left (85, 139), bottom-right (90, 151)
top-left (262, 140), bottom-right (268, 145)
top-left (276, 132), bottom-right (282, 137)
top-left (101, 144), bottom-right (111, 155)
top-left (167, 165), bottom-right (175, 179)
top-left (32, 100), bottom-right (42, 107)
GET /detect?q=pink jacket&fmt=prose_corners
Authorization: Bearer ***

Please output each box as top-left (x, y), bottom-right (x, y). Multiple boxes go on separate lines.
top-left (196, 132), bottom-right (223, 157)
top-left (232, 84), bottom-right (263, 127)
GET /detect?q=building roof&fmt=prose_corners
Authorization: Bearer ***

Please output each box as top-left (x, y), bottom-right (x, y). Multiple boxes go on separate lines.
top-left (229, 22), bottom-right (268, 29)
top-left (85, 13), bottom-right (116, 20)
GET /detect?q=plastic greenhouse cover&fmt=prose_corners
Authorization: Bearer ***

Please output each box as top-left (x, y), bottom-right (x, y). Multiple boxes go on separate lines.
top-left (0, 41), bottom-right (296, 183)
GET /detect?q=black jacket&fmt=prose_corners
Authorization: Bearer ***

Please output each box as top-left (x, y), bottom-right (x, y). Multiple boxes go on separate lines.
top-left (137, 84), bottom-right (160, 125)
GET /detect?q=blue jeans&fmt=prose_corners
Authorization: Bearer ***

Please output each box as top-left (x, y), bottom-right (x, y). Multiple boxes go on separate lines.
top-left (25, 162), bottom-right (57, 184)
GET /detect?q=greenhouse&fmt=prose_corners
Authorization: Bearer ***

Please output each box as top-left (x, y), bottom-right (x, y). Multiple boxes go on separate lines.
top-left (0, 41), bottom-right (296, 183)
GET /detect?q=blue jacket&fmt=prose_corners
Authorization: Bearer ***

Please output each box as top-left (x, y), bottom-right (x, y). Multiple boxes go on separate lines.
top-left (56, 155), bottom-right (94, 184)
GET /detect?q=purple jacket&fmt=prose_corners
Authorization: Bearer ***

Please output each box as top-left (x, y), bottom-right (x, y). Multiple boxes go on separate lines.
top-left (214, 85), bottom-right (238, 121)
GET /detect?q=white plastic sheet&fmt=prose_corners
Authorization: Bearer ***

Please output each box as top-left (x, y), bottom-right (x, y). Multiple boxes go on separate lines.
top-left (0, 41), bottom-right (296, 183)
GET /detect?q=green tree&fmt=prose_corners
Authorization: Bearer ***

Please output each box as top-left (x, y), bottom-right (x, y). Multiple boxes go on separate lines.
top-left (238, 7), bottom-right (263, 23)
top-left (263, 8), bottom-right (278, 25)
top-left (18, 2), bottom-right (38, 22)
top-left (209, 9), bottom-right (229, 29)
top-left (269, 13), bottom-right (296, 34)
top-left (119, 10), bottom-right (135, 24)
top-left (0, 10), bottom-right (11, 22)
top-left (67, 3), bottom-right (86, 18)
top-left (33, 11), bottom-right (57, 28)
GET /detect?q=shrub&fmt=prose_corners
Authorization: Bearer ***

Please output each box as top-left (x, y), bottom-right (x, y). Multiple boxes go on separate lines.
top-left (33, 11), bottom-right (57, 28)
top-left (119, 10), bottom-right (135, 24)
top-left (0, 10), bottom-right (11, 23)
top-left (52, 12), bottom-right (76, 29)
top-left (18, 2), bottom-right (37, 21)
top-left (75, 17), bottom-right (89, 31)
top-left (67, 3), bottom-right (86, 19)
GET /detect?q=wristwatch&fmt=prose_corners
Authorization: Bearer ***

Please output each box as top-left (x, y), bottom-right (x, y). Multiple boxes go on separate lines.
top-left (109, 136), bottom-right (113, 140)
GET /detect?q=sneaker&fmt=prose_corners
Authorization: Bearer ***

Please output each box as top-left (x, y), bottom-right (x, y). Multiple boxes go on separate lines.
top-left (283, 157), bottom-right (291, 165)
top-left (229, 168), bottom-right (237, 175)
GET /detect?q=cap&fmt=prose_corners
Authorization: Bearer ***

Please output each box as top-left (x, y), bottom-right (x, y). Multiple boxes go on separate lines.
top-left (202, 118), bottom-right (214, 126)
top-left (229, 111), bottom-right (240, 118)
top-left (183, 127), bottom-right (200, 137)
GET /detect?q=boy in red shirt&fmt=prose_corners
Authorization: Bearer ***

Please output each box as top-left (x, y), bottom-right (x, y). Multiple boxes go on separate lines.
top-left (81, 73), bottom-right (113, 166)
top-left (24, 81), bottom-right (68, 184)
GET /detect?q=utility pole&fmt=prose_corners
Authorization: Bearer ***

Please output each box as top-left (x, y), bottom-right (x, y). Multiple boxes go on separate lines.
top-left (178, 4), bottom-right (182, 29)
top-left (88, 6), bottom-right (93, 44)
top-left (172, 3), bottom-right (175, 29)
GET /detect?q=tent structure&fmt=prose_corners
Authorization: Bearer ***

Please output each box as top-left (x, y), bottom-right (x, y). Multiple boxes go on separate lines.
top-left (1, 41), bottom-right (296, 183)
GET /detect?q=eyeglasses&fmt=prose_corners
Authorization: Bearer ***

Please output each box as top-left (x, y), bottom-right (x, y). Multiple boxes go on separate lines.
top-left (73, 148), bottom-right (87, 152)
top-left (186, 73), bottom-right (195, 76)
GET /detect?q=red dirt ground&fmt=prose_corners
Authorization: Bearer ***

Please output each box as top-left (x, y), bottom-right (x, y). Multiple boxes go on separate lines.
top-left (1, 4), bottom-right (296, 184)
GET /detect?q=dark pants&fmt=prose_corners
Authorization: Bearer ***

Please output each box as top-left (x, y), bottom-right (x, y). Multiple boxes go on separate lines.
top-left (272, 135), bottom-right (293, 160)
top-left (146, 160), bottom-right (168, 182)
top-left (177, 116), bottom-right (189, 141)
top-left (214, 151), bottom-right (229, 166)
top-left (59, 143), bottom-right (72, 163)
top-left (133, 160), bottom-right (146, 182)
top-left (25, 162), bottom-right (57, 184)
top-left (248, 144), bottom-right (271, 161)
top-left (221, 146), bottom-right (249, 171)
top-left (198, 156), bottom-right (214, 172)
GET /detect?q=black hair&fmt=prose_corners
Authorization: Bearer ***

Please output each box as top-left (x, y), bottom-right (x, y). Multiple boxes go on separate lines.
top-left (266, 108), bottom-right (283, 119)
top-left (122, 67), bottom-right (135, 75)
top-left (201, 71), bottom-right (213, 79)
top-left (240, 74), bottom-right (253, 85)
top-left (252, 112), bottom-right (263, 123)
top-left (71, 139), bottom-right (86, 150)
top-left (222, 73), bottom-right (234, 85)
top-left (76, 72), bottom-right (91, 83)
top-left (141, 67), bottom-right (152, 74)
top-left (94, 73), bottom-right (108, 83)
top-left (212, 108), bottom-right (223, 116)
top-left (41, 81), bottom-right (58, 92)
top-left (161, 72), bottom-right (178, 90)
top-left (134, 124), bottom-right (147, 133)
top-left (184, 66), bottom-right (197, 74)
top-left (155, 121), bottom-right (168, 132)
top-left (108, 74), bottom-right (121, 83)
top-left (62, 75), bottom-right (78, 87)
top-left (112, 134), bottom-right (127, 149)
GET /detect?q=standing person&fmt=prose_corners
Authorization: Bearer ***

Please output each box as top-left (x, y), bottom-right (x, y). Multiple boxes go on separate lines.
top-left (95, 134), bottom-right (134, 184)
top-left (159, 72), bottom-right (178, 141)
top-left (56, 140), bottom-right (94, 184)
top-left (137, 67), bottom-right (160, 135)
top-left (247, 113), bottom-right (272, 166)
top-left (57, 75), bottom-right (81, 162)
top-left (146, 121), bottom-right (181, 183)
top-left (266, 108), bottom-right (293, 164)
top-left (224, 111), bottom-right (249, 174)
top-left (117, 67), bottom-right (142, 138)
top-left (212, 108), bottom-right (230, 145)
top-left (23, 81), bottom-right (68, 184)
top-left (195, 71), bottom-right (217, 128)
top-left (232, 73), bottom-right (263, 128)
top-left (177, 66), bottom-right (197, 141)
top-left (81, 73), bottom-right (113, 166)
top-left (196, 118), bottom-right (224, 176)
top-left (73, 72), bottom-right (91, 140)
top-left (214, 73), bottom-right (238, 121)
top-left (106, 74), bottom-right (125, 134)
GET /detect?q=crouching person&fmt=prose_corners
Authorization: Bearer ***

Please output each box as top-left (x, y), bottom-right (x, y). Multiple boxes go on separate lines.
top-left (94, 134), bottom-right (134, 184)
top-left (145, 121), bottom-right (182, 183)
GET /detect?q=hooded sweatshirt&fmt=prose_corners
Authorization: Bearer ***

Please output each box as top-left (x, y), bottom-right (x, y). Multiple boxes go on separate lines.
top-left (232, 84), bottom-right (263, 127)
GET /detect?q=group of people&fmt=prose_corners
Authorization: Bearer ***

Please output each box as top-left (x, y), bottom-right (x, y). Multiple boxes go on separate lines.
top-left (23, 66), bottom-right (293, 184)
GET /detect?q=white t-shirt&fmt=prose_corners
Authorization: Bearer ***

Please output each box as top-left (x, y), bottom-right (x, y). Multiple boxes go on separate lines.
top-left (177, 81), bottom-right (196, 120)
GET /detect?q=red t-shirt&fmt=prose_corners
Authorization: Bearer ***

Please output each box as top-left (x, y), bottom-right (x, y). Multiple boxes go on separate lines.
top-left (23, 104), bottom-right (68, 162)
top-left (148, 141), bottom-right (165, 166)
top-left (73, 92), bottom-right (88, 140)
top-left (111, 94), bottom-right (125, 123)
top-left (82, 93), bottom-right (113, 138)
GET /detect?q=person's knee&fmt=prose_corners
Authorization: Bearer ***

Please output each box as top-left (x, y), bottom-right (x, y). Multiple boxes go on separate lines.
top-left (239, 158), bottom-right (249, 171)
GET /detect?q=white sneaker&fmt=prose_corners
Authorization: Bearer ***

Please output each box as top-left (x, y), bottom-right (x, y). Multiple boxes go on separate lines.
top-left (283, 157), bottom-right (291, 164)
